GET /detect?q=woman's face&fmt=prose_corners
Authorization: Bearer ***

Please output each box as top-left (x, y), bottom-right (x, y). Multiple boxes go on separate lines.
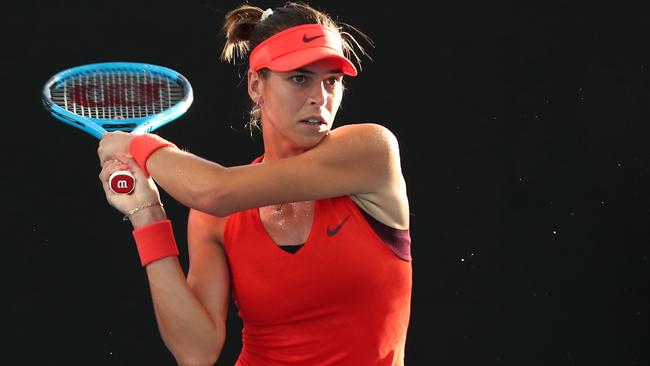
top-left (251, 58), bottom-right (345, 152)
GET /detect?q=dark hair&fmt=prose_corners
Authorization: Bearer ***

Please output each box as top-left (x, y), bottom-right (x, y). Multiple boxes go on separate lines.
top-left (219, 2), bottom-right (370, 132)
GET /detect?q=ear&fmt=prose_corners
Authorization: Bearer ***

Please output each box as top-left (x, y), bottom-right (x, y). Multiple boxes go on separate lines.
top-left (247, 69), bottom-right (262, 103)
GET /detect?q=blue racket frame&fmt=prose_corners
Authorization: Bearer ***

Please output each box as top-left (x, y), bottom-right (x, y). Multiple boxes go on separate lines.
top-left (42, 62), bottom-right (194, 139)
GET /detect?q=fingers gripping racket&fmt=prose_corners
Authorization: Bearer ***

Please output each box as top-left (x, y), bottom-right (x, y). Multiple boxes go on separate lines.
top-left (42, 62), bottom-right (193, 194)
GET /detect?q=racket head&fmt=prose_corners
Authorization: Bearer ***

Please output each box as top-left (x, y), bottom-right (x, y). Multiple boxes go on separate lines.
top-left (42, 62), bottom-right (193, 139)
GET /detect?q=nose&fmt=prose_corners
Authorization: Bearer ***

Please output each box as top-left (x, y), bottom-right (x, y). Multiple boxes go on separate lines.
top-left (308, 81), bottom-right (328, 106)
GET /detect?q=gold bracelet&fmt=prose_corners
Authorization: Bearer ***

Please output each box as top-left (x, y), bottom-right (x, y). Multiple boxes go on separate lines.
top-left (123, 202), bottom-right (164, 221)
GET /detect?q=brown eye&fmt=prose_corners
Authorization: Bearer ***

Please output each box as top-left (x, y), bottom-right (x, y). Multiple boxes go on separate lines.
top-left (325, 77), bottom-right (342, 87)
top-left (290, 75), bottom-right (307, 84)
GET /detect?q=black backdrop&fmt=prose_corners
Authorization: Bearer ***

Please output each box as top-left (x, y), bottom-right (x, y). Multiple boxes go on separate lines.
top-left (3, 0), bottom-right (649, 365)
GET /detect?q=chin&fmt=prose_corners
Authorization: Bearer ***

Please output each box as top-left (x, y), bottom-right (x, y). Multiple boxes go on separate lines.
top-left (298, 134), bottom-right (326, 150)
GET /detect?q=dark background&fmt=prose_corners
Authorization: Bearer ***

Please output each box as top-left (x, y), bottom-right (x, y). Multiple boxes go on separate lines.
top-left (3, 0), bottom-right (649, 365)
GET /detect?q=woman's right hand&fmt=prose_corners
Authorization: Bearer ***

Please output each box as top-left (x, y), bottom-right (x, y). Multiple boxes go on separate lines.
top-left (99, 153), bottom-right (167, 228)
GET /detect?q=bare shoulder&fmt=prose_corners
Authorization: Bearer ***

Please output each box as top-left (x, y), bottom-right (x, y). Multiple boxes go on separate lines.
top-left (328, 123), bottom-right (401, 155)
top-left (311, 123), bottom-right (402, 175)
top-left (330, 122), bottom-right (396, 135)
top-left (328, 123), bottom-right (409, 229)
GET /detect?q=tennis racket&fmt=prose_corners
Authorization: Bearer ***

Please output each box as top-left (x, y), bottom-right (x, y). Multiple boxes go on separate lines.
top-left (42, 62), bottom-right (193, 194)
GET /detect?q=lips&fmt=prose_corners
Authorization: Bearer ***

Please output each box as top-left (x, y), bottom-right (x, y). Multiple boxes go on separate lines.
top-left (300, 116), bottom-right (325, 124)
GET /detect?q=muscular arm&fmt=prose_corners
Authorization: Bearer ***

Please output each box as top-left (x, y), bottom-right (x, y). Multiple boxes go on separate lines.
top-left (142, 210), bottom-right (230, 366)
top-left (147, 123), bottom-right (409, 226)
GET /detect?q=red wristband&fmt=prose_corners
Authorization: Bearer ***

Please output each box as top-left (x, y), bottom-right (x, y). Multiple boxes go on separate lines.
top-left (129, 134), bottom-right (177, 176)
top-left (132, 220), bottom-right (179, 267)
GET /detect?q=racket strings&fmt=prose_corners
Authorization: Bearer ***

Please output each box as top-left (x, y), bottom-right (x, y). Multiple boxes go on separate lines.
top-left (50, 69), bottom-right (186, 120)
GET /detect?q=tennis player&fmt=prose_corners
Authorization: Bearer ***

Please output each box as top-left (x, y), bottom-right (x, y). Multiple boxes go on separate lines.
top-left (98, 2), bottom-right (412, 365)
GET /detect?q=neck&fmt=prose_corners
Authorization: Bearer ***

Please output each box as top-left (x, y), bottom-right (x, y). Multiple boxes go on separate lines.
top-left (261, 142), bottom-right (308, 162)
top-left (260, 123), bottom-right (313, 162)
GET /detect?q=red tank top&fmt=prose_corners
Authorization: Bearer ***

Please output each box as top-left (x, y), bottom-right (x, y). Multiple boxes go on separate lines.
top-left (223, 193), bottom-right (412, 365)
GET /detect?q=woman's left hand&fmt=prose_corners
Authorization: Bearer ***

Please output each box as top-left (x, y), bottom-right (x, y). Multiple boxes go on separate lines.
top-left (99, 153), bottom-right (165, 228)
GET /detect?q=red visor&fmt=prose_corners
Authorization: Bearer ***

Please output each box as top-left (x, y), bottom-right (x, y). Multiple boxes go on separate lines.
top-left (249, 24), bottom-right (358, 76)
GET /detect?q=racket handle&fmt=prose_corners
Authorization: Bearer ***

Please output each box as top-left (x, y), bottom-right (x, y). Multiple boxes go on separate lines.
top-left (109, 170), bottom-right (136, 194)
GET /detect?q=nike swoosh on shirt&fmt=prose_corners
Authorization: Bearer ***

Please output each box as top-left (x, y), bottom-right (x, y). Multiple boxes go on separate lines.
top-left (327, 214), bottom-right (351, 236)
top-left (303, 34), bottom-right (325, 43)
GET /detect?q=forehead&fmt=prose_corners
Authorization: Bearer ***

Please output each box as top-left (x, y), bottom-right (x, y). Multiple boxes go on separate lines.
top-left (290, 58), bottom-right (346, 74)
